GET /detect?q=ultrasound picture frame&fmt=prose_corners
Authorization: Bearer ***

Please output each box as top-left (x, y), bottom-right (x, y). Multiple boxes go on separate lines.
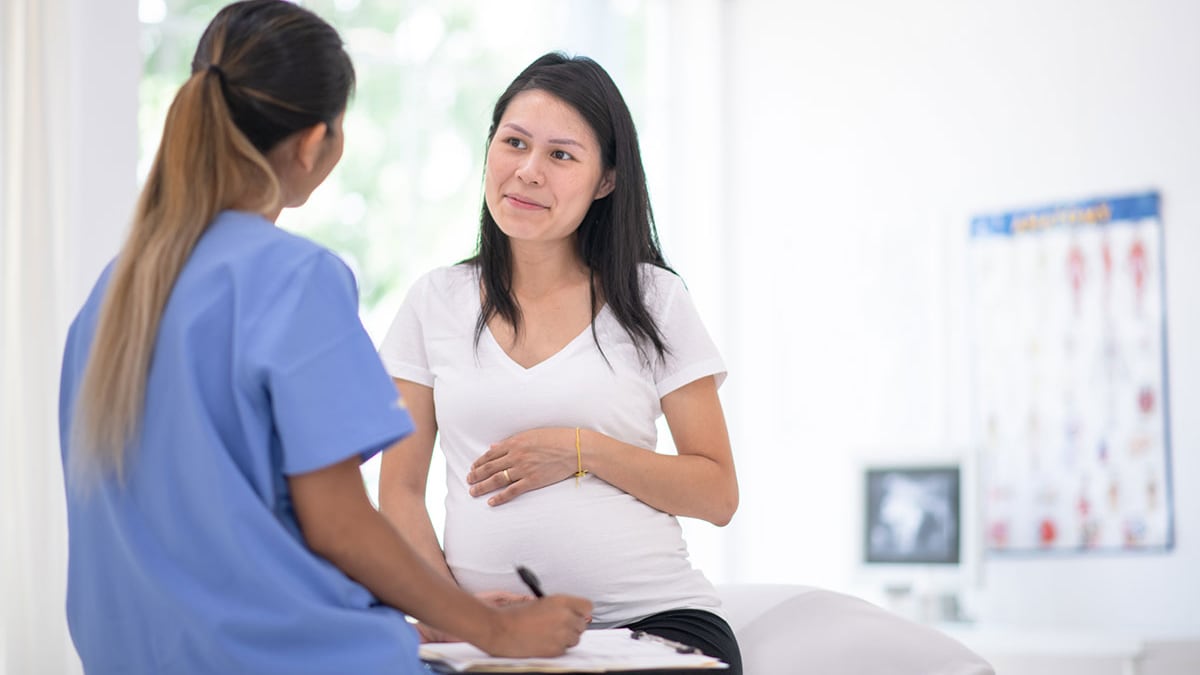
top-left (864, 466), bottom-right (961, 565)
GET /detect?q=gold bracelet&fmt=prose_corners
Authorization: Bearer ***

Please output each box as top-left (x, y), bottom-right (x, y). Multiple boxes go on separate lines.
top-left (574, 426), bottom-right (588, 486)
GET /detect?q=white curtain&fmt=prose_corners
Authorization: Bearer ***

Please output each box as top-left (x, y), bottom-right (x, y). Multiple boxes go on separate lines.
top-left (2, 0), bottom-right (77, 671)
top-left (1, 1), bottom-right (138, 673)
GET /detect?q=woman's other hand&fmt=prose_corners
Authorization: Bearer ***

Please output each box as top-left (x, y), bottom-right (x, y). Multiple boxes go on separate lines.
top-left (415, 590), bottom-right (535, 642)
top-left (477, 589), bottom-right (536, 607)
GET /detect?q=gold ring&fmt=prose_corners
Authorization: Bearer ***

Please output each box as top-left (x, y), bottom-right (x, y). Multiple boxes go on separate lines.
top-left (503, 469), bottom-right (512, 483)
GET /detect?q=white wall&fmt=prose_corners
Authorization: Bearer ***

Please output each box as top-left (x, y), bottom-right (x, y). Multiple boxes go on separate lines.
top-left (65, 1), bottom-right (140, 309)
top-left (721, 0), bottom-right (1200, 638)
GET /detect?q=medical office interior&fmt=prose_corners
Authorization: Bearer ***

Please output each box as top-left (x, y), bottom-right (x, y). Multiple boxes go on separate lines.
top-left (3, 0), bottom-right (1198, 673)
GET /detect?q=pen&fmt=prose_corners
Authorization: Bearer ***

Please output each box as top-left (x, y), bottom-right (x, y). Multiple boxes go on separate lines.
top-left (515, 565), bottom-right (545, 598)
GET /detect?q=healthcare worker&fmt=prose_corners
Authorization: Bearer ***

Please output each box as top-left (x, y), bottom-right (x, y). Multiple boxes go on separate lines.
top-left (57, 2), bottom-right (589, 673)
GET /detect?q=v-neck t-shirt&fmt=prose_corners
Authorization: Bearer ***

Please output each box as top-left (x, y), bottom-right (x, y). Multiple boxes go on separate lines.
top-left (379, 262), bottom-right (726, 627)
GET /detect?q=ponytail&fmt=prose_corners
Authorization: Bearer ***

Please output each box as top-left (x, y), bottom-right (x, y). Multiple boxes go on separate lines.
top-left (71, 68), bottom-right (277, 483)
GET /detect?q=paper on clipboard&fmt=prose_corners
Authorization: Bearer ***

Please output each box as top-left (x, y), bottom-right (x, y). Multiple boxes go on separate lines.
top-left (419, 628), bottom-right (728, 672)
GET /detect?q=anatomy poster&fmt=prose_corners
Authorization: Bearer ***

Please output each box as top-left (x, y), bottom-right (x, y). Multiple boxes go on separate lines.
top-left (969, 192), bottom-right (1173, 553)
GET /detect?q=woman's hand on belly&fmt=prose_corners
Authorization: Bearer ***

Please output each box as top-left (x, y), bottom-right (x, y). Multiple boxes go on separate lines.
top-left (467, 428), bottom-right (576, 506)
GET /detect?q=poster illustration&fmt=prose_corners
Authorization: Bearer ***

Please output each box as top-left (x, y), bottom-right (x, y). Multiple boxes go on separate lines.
top-left (968, 192), bottom-right (1173, 553)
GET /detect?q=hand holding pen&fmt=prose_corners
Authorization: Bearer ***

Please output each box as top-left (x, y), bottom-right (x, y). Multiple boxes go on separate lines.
top-left (474, 566), bottom-right (591, 657)
top-left (517, 566), bottom-right (697, 657)
top-left (517, 564), bottom-right (593, 624)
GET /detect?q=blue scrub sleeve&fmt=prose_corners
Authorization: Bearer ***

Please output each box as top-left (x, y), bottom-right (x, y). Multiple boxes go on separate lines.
top-left (261, 251), bottom-right (414, 476)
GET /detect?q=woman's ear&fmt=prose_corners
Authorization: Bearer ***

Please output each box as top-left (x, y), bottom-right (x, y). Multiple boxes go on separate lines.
top-left (295, 122), bottom-right (329, 172)
top-left (594, 168), bottom-right (616, 200)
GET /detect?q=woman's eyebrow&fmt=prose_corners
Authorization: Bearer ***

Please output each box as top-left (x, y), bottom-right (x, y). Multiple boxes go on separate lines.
top-left (501, 122), bottom-right (583, 148)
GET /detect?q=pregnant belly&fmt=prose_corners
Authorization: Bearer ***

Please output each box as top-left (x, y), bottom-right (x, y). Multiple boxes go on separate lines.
top-left (442, 479), bottom-right (693, 622)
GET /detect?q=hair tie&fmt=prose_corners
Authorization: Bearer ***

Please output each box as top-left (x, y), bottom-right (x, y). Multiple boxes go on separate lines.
top-left (206, 63), bottom-right (227, 85)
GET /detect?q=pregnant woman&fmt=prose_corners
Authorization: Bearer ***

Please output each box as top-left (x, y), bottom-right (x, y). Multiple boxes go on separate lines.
top-left (379, 52), bottom-right (741, 673)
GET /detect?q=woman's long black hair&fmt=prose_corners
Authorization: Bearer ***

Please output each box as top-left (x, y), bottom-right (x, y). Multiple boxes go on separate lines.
top-left (468, 52), bottom-right (672, 363)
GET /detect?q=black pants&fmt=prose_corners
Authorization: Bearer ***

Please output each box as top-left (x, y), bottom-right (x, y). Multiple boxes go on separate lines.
top-left (621, 608), bottom-right (743, 675)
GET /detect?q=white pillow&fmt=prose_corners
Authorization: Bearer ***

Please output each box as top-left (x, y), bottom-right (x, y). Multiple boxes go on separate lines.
top-left (718, 584), bottom-right (994, 675)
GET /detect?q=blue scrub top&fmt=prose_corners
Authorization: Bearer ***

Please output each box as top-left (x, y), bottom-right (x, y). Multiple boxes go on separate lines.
top-left (59, 211), bottom-right (422, 674)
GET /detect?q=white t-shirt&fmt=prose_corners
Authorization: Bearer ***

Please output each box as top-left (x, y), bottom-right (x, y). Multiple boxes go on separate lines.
top-left (379, 263), bottom-right (726, 627)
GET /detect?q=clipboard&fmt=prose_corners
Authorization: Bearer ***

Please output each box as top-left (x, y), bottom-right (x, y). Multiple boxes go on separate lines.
top-left (419, 627), bottom-right (728, 672)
